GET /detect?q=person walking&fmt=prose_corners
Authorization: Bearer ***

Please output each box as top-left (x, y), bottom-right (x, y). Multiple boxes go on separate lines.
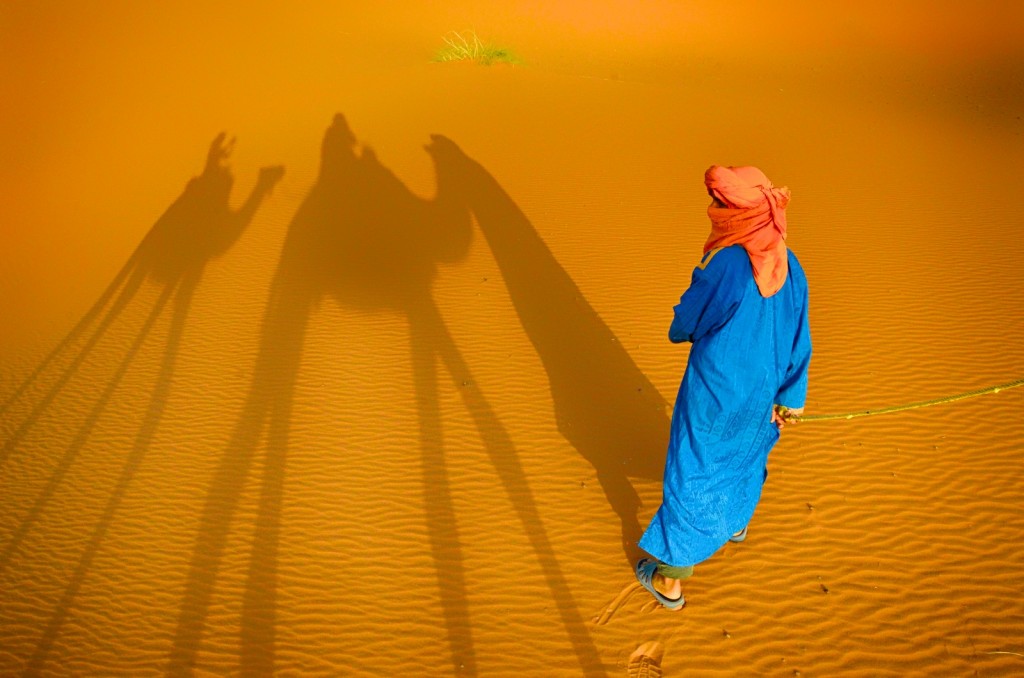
top-left (635, 165), bottom-right (812, 609)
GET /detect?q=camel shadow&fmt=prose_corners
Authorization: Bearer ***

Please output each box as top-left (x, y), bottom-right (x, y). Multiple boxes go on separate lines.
top-left (1, 135), bottom-right (283, 676)
top-left (166, 115), bottom-right (605, 676)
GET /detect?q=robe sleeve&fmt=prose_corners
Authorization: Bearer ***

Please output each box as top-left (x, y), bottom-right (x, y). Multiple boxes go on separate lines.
top-left (668, 248), bottom-right (744, 344)
top-left (775, 283), bottom-right (812, 408)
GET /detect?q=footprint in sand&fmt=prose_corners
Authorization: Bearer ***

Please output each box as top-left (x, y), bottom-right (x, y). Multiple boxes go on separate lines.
top-left (593, 581), bottom-right (645, 626)
top-left (627, 641), bottom-right (664, 678)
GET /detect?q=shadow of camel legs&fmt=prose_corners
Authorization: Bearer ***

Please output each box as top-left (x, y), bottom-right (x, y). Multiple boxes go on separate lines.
top-left (0, 265), bottom-right (148, 466)
top-left (409, 298), bottom-right (477, 674)
top-left (0, 282), bottom-right (174, 575)
top-left (410, 299), bottom-right (607, 675)
top-left (0, 251), bottom-right (139, 419)
top-left (22, 268), bottom-right (198, 676)
top-left (165, 272), bottom-right (310, 677)
top-left (239, 280), bottom-right (306, 676)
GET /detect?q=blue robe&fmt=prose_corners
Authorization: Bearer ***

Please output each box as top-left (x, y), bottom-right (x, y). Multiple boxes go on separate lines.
top-left (639, 244), bottom-right (811, 567)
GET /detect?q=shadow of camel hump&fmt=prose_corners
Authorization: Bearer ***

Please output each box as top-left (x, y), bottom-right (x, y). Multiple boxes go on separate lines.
top-left (290, 113), bottom-right (472, 310)
top-left (2, 135), bottom-right (284, 676)
top-left (427, 135), bottom-right (671, 563)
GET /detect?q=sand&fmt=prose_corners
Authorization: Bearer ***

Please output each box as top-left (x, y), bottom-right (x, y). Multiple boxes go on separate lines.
top-left (2, 2), bottom-right (1023, 676)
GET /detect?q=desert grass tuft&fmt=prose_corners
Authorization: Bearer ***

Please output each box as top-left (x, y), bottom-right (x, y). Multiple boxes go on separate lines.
top-left (433, 30), bottom-right (520, 66)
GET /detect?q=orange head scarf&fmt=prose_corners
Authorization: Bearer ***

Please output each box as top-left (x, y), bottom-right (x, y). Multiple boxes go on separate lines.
top-left (704, 165), bottom-right (791, 297)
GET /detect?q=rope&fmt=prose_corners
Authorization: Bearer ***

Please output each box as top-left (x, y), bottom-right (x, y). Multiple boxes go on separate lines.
top-left (798, 377), bottom-right (1024, 422)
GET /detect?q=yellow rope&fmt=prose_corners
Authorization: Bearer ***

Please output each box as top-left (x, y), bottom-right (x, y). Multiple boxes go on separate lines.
top-left (798, 377), bottom-right (1024, 422)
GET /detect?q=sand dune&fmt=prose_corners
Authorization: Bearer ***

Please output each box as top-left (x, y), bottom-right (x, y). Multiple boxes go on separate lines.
top-left (2, 2), bottom-right (1023, 676)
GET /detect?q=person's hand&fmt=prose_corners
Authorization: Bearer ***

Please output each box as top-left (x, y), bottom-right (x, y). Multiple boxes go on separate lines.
top-left (771, 404), bottom-right (804, 430)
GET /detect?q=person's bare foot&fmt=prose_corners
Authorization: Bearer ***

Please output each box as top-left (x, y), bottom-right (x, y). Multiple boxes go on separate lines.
top-left (651, 572), bottom-right (682, 602)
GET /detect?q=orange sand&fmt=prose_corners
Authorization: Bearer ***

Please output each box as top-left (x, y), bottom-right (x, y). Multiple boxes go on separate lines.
top-left (2, 2), bottom-right (1024, 676)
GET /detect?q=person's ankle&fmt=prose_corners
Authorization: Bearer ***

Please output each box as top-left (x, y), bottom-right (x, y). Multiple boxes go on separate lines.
top-left (652, 573), bottom-right (681, 599)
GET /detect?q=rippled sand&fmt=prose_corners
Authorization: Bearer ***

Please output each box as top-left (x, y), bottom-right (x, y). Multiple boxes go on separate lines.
top-left (2, 2), bottom-right (1023, 675)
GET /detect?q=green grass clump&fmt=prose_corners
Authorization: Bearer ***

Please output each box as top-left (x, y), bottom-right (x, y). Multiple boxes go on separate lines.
top-left (433, 30), bottom-right (520, 66)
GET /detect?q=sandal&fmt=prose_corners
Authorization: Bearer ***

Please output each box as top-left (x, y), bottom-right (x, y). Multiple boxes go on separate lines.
top-left (634, 558), bottom-right (685, 610)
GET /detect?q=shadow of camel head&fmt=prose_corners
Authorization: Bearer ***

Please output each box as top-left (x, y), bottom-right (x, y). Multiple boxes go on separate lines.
top-left (138, 133), bottom-right (284, 285)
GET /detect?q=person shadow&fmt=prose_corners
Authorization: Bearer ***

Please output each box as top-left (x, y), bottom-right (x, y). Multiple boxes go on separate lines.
top-left (1, 135), bottom-right (284, 675)
top-left (166, 115), bottom-right (604, 677)
top-left (425, 136), bottom-right (671, 565)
